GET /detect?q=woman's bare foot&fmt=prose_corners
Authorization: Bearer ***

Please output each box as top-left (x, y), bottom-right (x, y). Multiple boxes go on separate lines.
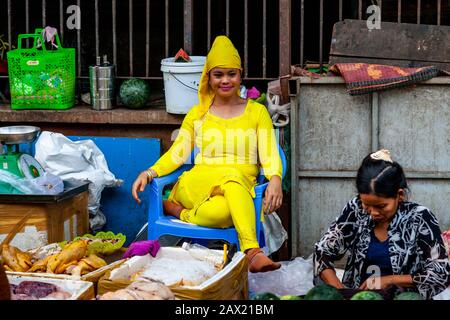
top-left (163, 200), bottom-right (184, 219)
top-left (246, 248), bottom-right (281, 273)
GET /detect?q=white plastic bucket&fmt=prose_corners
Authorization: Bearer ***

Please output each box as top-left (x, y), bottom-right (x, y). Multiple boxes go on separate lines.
top-left (160, 56), bottom-right (206, 114)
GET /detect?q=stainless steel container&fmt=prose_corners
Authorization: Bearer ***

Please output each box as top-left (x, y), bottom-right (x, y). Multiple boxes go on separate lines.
top-left (89, 55), bottom-right (116, 110)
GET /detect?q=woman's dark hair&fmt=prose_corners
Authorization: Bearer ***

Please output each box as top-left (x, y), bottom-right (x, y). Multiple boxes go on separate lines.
top-left (356, 153), bottom-right (408, 198)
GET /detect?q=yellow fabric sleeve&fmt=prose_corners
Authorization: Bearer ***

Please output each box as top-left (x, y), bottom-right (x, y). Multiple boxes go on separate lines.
top-left (256, 103), bottom-right (283, 180)
top-left (150, 107), bottom-right (196, 177)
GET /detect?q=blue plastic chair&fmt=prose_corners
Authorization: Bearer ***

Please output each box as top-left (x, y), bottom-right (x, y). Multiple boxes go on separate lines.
top-left (147, 145), bottom-right (287, 251)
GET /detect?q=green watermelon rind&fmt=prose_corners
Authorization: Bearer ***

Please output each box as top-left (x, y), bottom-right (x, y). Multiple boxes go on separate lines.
top-left (350, 291), bottom-right (384, 300)
top-left (280, 295), bottom-right (302, 300)
top-left (304, 284), bottom-right (344, 300)
top-left (119, 78), bottom-right (150, 108)
top-left (393, 292), bottom-right (424, 300)
top-left (251, 292), bottom-right (280, 300)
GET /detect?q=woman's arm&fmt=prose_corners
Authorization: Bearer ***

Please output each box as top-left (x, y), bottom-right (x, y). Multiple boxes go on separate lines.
top-left (359, 275), bottom-right (414, 290)
top-left (320, 268), bottom-right (346, 289)
top-left (410, 209), bottom-right (450, 299)
top-left (256, 104), bottom-right (282, 181)
top-left (150, 110), bottom-right (196, 177)
top-left (390, 275), bottom-right (414, 287)
top-left (256, 104), bottom-right (283, 213)
top-left (263, 175), bottom-right (283, 213)
top-left (314, 198), bottom-right (361, 285)
top-left (131, 108), bottom-right (196, 203)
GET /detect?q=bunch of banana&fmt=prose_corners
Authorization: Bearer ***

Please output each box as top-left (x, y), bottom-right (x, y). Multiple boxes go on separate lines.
top-left (2, 240), bottom-right (107, 276)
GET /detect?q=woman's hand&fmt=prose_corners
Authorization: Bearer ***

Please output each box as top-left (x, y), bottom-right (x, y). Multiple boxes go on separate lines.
top-left (263, 175), bottom-right (283, 214)
top-left (359, 275), bottom-right (413, 290)
top-left (132, 171), bottom-right (153, 204)
top-left (359, 276), bottom-right (393, 290)
top-left (320, 269), bottom-right (346, 289)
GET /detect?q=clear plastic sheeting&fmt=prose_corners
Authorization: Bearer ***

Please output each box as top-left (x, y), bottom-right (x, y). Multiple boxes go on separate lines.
top-left (0, 169), bottom-right (63, 195)
top-left (248, 256), bottom-right (315, 296)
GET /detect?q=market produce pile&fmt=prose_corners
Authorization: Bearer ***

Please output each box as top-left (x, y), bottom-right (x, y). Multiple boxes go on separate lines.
top-left (2, 240), bottom-right (107, 276)
top-left (251, 284), bottom-right (424, 300)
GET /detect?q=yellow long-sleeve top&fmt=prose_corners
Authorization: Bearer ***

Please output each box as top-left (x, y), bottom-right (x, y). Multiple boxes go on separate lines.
top-left (150, 99), bottom-right (282, 203)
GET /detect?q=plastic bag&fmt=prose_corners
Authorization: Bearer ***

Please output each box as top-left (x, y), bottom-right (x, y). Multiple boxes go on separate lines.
top-left (248, 256), bottom-right (315, 296)
top-left (140, 257), bottom-right (217, 287)
top-left (262, 212), bottom-right (288, 255)
top-left (433, 287), bottom-right (450, 300)
top-left (0, 170), bottom-right (63, 195)
top-left (28, 171), bottom-right (64, 194)
top-left (35, 131), bottom-right (123, 231)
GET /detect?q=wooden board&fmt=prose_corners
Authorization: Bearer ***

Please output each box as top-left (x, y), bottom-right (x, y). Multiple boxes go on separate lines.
top-left (329, 19), bottom-right (450, 70)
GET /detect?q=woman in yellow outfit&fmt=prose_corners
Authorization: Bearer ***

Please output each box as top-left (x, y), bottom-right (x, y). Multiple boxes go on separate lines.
top-left (132, 36), bottom-right (283, 273)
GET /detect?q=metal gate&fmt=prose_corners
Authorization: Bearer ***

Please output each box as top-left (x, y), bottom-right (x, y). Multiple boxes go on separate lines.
top-left (290, 76), bottom-right (450, 257)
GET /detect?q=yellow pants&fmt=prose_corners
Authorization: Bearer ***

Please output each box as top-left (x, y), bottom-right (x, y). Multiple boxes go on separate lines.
top-left (176, 181), bottom-right (259, 252)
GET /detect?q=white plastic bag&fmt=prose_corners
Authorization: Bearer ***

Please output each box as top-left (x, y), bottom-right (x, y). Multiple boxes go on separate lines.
top-left (262, 212), bottom-right (288, 255)
top-left (35, 131), bottom-right (123, 231)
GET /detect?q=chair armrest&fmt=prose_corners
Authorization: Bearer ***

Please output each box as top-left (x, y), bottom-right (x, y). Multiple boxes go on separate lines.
top-left (151, 164), bottom-right (191, 190)
top-left (254, 182), bottom-right (268, 198)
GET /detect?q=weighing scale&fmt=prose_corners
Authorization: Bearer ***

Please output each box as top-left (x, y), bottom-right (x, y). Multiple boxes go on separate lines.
top-left (0, 125), bottom-right (45, 194)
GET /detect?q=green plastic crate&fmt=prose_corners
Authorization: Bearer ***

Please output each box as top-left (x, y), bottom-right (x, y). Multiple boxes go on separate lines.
top-left (7, 29), bottom-right (75, 110)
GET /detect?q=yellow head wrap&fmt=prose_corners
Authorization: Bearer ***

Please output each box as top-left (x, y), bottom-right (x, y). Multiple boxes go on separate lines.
top-left (197, 35), bottom-right (242, 117)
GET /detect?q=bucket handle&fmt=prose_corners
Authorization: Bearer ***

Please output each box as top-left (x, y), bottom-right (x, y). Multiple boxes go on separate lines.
top-left (168, 71), bottom-right (199, 92)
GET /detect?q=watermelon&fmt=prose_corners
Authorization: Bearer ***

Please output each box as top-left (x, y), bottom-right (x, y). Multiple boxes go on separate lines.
top-left (304, 284), bottom-right (344, 300)
top-left (119, 78), bottom-right (150, 108)
top-left (394, 292), bottom-right (424, 300)
top-left (251, 292), bottom-right (280, 300)
top-left (174, 48), bottom-right (192, 62)
top-left (350, 291), bottom-right (384, 300)
top-left (280, 295), bottom-right (302, 300)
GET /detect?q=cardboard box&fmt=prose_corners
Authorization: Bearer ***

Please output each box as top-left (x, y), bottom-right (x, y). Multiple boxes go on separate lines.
top-left (97, 247), bottom-right (248, 300)
top-left (8, 274), bottom-right (95, 300)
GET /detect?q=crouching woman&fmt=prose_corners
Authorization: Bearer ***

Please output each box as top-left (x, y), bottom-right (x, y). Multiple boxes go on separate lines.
top-left (314, 149), bottom-right (450, 299)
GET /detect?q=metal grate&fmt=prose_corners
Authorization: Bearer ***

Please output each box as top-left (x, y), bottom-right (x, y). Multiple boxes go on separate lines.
top-left (0, 0), bottom-right (448, 84)
top-left (291, 0), bottom-right (449, 73)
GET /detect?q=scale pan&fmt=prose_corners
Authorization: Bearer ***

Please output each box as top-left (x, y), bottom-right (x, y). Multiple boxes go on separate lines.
top-left (0, 126), bottom-right (41, 144)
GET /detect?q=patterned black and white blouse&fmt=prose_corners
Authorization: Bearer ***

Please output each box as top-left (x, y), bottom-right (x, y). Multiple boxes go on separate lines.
top-left (314, 196), bottom-right (450, 299)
